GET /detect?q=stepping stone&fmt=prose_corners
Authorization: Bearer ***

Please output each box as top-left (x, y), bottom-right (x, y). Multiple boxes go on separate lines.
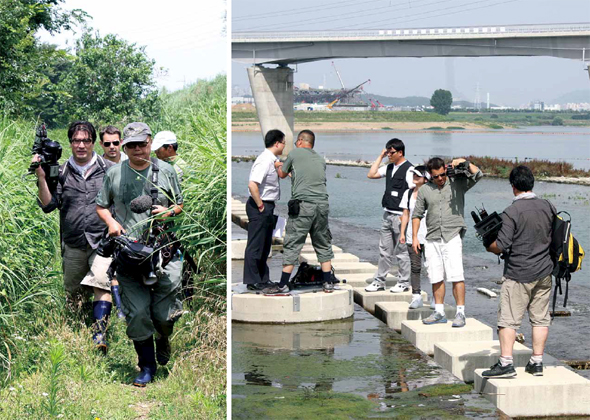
top-left (232, 239), bottom-right (273, 260)
top-left (401, 318), bottom-right (493, 356)
top-left (474, 366), bottom-right (590, 417)
top-left (331, 262), bottom-right (377, 275)
top-left (375, 301), bottom-right (454, 332)
top-left (232, 285), bottom-right (355, 324)
top-left (434, 340), bottom-right (559, 383)
top-left (336, 273), bottom-right (399, 288)
top-left (353, 288), bottom-right (427, 314)
top-left (300, 252), bottom-right (360, 265)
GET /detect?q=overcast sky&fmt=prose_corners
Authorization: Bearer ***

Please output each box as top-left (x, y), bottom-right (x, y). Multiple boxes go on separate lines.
top-left (40, 0), bottom-right (226, 92)
top-left (232, 0), bottom-right (590, 106)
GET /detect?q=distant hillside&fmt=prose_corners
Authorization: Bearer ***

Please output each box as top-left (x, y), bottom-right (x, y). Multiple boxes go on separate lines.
top-left (550, 89), bottom-right (590, 105)
top-left (360, 92), bottom-right (496, 108)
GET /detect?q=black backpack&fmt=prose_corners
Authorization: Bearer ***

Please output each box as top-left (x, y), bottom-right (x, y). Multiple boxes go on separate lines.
top-left (549, 210), bottom-right (585, 317)
top-left (289, 262), bottom-right (337, 290)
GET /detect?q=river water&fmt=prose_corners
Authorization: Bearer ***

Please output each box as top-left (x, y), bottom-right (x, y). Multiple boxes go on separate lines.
top-left (232, 127), bottom-right (590, 169)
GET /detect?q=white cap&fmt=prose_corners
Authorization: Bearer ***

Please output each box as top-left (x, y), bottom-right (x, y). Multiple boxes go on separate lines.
top-left (152, 131), bottom-right (177, 151)
top-left (411, 167), bottom-right (431, 180)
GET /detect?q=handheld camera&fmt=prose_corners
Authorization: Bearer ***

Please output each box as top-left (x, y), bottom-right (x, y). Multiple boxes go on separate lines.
top-left (28, 123), bottom-right (62, 192)
top-left (446, 160), bottom-right (471, 178)
top-left (471, 204), bottom-right (503, 248)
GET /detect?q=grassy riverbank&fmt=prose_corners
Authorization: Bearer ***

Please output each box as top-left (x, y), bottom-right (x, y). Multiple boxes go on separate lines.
top-left (232, 108), bottom-right (590, 130)
top-left (0, 75), bottom-right (227, 419)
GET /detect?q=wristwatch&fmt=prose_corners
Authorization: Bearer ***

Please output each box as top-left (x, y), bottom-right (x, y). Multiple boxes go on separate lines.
top-left (168, 209), bottom-right (175, 217)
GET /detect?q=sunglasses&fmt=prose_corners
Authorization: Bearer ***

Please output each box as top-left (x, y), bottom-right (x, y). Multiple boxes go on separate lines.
top-left (432, 173), bottom-right (447, 180)
top-left (126, 142), bottom-right (149, 149)
top-left (103, 141), bottom-right (120, 147)
top-left (386, 150), bottom-right (399, 155)
top-left (71, 139), bottom-right (92, 145)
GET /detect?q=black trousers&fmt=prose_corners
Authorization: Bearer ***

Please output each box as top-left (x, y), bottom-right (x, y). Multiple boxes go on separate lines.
top-left (243, 197), bottom-right (275, 285)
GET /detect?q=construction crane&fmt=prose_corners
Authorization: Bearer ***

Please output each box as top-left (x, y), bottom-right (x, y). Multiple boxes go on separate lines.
top-left (327, 79), bottom-right (371, 109)
top-left (331, 61), bottom-right (346, 90)
top-left (369, 98), bottom-right (377, 110)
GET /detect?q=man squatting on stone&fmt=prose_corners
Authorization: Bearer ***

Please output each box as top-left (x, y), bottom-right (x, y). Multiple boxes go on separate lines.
top-left (482, 166), bottom-right (554, 378)
top-left (412, 157), bottom-right (483, 328)
top-left (365, 138), bottom-right (414, 294)
top-left (264, 129), bottom-right (336, 294)
top-left (96, 122), bottom-right (184, 387)
top-left (243, 129), bottom-right (286, 290)
top-left (33, 121), bottom-right (115, 352)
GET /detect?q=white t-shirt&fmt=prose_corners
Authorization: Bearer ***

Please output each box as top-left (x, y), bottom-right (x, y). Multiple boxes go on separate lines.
top-left (248, 148), bottom-right (280, 201)
top-left (377, 159), bottom-right (415, 214)
top-left (400, 188), bottom-right (427, 244)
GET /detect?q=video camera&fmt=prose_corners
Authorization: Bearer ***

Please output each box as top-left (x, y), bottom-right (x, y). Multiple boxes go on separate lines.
top-left (446, 160), bottom-right (471, 178)
top-left (27, 123), bottom-right (62, 192)
top-left (471, 205), bottom-right (503, 248)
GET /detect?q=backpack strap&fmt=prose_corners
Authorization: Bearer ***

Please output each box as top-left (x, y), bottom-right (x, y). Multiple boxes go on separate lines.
top-left (407, 187), bottom-right (414, 209)
top-left (150, 157), bottom-right (159, 206)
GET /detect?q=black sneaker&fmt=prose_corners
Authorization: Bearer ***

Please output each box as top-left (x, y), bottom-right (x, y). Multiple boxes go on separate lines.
top-left (525, 361), bottom-right (543, 376)
top-left (482, 361), bottom-right (517, 378)
top-left (262, 284), bottom-right (290, 295)
top-left (323, 282), bottom-right (334, 293)
top-left (247, 283), bottom-right (270, 291)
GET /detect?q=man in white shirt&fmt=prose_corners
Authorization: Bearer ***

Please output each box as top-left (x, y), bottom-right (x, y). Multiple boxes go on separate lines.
top-left (243, 129), bottom-right (286, 290)
top-left (365, 138), bottom-right (414, 293)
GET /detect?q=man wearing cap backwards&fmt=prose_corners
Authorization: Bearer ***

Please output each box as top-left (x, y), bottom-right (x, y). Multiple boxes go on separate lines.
top-left (99, 125), bottom-right (128, 164)
top-left (32, 121), bottom-right (115, 353)
top-left (152, 131), bottom-right (187, 182)
top-left (96, 122), bottom-right (184, 387)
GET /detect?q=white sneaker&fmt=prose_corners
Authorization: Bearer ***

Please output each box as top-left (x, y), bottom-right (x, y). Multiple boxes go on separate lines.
top-left (430, 299), bottom-right (436, 310)
top-left (365, 280), bottom-right (385, 292)
top-left (409, 294), bottom-right (423, 309)
top-left (389, 282), bottom-right (410, 293)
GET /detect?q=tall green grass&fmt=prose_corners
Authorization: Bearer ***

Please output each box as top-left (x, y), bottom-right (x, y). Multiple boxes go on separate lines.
top-left (0, 75), bottom-right (227, 418)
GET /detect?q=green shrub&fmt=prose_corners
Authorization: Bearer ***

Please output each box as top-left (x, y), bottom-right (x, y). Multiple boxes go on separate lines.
top-left (551, 117), bottom-right (564, 126)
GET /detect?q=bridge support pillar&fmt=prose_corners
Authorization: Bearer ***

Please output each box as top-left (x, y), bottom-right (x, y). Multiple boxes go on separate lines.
top-left (247, 65), bottom-right (295, 156)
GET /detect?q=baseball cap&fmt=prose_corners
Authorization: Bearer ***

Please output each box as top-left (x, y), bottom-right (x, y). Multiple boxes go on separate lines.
top-left (122, 122), bottom-right (152, 146)
top-left (411, 165), bottom-right (431, 180)
top-left (152, 131), bottom-right (177, 151)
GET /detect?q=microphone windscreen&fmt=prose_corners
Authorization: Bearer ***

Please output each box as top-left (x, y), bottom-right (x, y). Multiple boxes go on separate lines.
top-left (130, 195), bottom-right (153, 214)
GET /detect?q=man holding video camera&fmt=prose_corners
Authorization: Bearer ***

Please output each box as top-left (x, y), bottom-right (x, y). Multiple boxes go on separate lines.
top-left (482, 166), bottom-right (554, 378)
top-left (412, 157), bottom-right (482, 328)
top-left (33, 121), bottom-right (114, 352)
top-left (96, 122), bottom-right (184, 387)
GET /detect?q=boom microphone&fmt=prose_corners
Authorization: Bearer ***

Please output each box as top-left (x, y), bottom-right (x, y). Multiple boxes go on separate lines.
top-left (130, 195), bottom-right (153, 214)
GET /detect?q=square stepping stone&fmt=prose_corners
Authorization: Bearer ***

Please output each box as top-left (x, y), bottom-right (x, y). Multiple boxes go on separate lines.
top-left (375, 301), bottom-right (454, 332)
top-left (434, 340), bottom-right (543, 383)
top-left (354, 288), bottom-right (427, 314)
top-left (332, 262), bottom-right (377, 275)
top-left (401, 318), bottom-right (493, 355)
top-left (474, 366), bottom-right (590, 417)
top-left (337, 273), bottom-right (398, 288)
top-left (300, 252), bottom-right (360, 265)
top-left (301, 244), bottom-right (343, 254)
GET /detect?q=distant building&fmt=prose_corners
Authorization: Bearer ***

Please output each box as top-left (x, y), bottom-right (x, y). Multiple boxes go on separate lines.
top-left (299, 83), bottom-right (310, 90)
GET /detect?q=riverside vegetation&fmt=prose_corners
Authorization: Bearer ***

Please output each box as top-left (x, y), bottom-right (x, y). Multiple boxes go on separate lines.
top-left (0, 75), bottom-right (227, 419)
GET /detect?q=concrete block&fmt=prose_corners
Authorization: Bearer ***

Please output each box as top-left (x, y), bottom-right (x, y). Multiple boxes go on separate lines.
top-left (332, 262), bottom-right (377, 274)
top-left (354, 288), bottom-right (428, 314)
top-left (401, 318), bottom-right (493, 356)
top-left (232, 239), bottom-right (247, 260)
top-left (300, 252), bottom-right (360, 265)
top-left (375, 301), bottom-right (454, 332)
top-left (232, 285), bottom-right (354, 323)
top-left (474, 366), bottom-right (590, 417)
top-left (336, 273), bottom-right (399, 288)
top-left (434, 340), bottom-right (541, 383)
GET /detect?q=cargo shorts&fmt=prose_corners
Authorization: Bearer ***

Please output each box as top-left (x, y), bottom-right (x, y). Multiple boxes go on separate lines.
top-left (118, 254), bottom-right (184, 341)
top-left (62, 243), bottom-right (111, 294)
top-left (283, 201), bottom-right (334, 266)
top-left (497, 274), bottom-right (552, 329)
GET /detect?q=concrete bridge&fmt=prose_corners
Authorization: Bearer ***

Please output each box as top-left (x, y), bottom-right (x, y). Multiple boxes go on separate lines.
top-left (232, 23), bottom-right (590, 153)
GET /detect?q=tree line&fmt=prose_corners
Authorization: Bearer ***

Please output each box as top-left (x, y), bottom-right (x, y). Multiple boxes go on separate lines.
top-left (0, 0), bottom-right (160, 127)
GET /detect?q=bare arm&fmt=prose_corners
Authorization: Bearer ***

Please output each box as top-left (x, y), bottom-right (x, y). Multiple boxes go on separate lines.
top-left (411, 217), bottom-right (421, 254)
top-left (451, 157), bottom-right (480, 174)
top-left (367, 149), bottom-right (387, 179)
top-left (152, 203), bottom-right (184, 217)
top-left (400, 209), bottom-right (409, 244)
top-left (32, 155), bottom-right (53, 206)
top-left (248, 181), bottom-right (265, 211)
top-left (274, 161), bottom-right (289, 179)
top-left (97, 206), bottom-right (125, 237)
top-left (486, 240), bottom-right (503, 255)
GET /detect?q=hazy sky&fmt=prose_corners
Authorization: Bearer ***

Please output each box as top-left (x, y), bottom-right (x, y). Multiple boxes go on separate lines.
top-left (40, 0), bottom-right (227, 92)
top-left (232, 0), bottom-right (590, 106)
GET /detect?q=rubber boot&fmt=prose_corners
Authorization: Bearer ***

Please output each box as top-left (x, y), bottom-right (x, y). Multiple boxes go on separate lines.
top-left (154, 322), bottom-right (174, 366)
top-left (110, 284), bottom-right (126, 319)
top-left (92, 301), bottom-right (112, 354)
top-left (133, 337), bottom-right (157, 387)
